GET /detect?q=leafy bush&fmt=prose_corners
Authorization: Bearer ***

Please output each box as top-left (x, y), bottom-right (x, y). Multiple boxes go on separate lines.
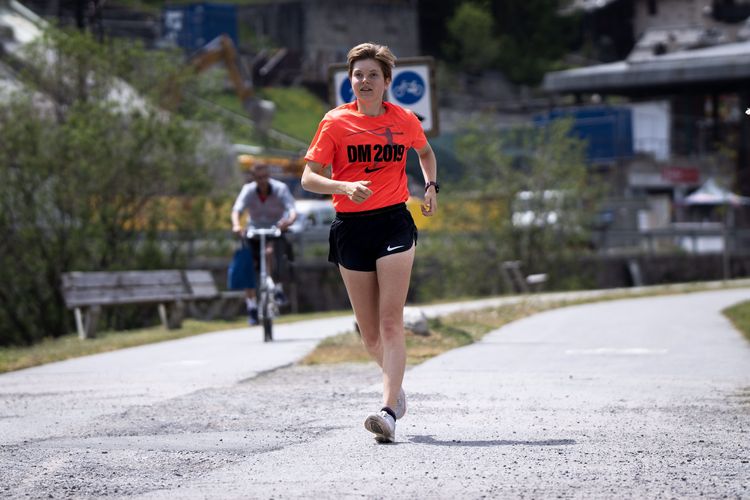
top-left (0, 28), bottom-right (217, 345)
top-left (411, 116), bottom-right (602, 300)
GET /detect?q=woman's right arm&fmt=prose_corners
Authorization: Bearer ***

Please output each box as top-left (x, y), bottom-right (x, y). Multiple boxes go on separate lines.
top-left (301, 161), bottom-right (373, 204)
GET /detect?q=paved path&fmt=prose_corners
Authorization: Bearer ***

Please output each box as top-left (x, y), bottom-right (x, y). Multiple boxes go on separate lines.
top-left (0, 288), bottom-right (618, 444)
top-left (1, 285), bottom-right (749, 498)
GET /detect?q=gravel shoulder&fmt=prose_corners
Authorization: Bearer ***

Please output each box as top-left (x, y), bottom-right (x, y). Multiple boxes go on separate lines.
top-left (3, 360), bottom-right (747, 499)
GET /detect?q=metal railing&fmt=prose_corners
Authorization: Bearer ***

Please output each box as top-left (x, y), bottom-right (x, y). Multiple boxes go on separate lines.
top-left (594, 225), bottom-right (750, 255)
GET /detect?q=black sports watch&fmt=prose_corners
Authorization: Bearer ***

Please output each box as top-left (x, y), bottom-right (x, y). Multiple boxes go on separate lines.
top-left (425, 181), bottom-right (440, 193)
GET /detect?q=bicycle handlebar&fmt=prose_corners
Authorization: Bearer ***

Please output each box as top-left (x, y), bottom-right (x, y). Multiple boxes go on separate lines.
top-left (246, 227), bottom-right (282, 239)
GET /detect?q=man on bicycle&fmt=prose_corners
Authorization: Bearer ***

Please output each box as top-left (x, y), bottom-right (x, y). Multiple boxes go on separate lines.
top-left (231, 156), bottom-right (297, 325)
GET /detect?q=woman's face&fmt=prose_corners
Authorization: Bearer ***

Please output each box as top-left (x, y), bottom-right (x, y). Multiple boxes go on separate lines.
top-left (350, 58), bottom-right (390, 105)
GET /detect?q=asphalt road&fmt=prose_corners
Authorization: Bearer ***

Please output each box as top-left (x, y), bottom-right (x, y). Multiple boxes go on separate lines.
top-left (1, 286), bottom-right (749, 498)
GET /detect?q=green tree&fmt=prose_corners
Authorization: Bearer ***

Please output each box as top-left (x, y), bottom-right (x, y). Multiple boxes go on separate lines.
top-left (413, 117), bottom-right (601, 300)
top-left (443, 2), bottom-right (500, 75)
top-left (492, 0), bottom-right (580, 84)
top-left (441, 0), bottom-right (579, 85)
top-left (0, 28), bottom-right (216, 346)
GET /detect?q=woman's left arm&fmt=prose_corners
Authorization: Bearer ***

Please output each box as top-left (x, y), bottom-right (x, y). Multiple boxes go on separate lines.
top-left (416, 143), bottom-right (438, 217)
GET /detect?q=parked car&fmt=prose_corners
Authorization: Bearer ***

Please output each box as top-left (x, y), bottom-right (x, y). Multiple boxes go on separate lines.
top-left (288, 198), bottom-right (336, 234)
top-left (511, 190), bottom-right (564, 228)
top-left (287, 198), bottom-right (335, 261)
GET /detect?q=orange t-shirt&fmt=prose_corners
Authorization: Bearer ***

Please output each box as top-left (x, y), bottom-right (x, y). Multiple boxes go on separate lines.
top-left (305, 101), bottom-right (428, 213)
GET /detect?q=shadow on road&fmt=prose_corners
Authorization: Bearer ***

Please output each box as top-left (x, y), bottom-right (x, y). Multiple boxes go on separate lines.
top-left (408, 435), bottom-right (576, 447)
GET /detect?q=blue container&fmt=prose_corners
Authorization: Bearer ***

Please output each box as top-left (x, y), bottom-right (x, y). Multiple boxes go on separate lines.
top-left (534, 106), bottom-right (634, 163)
top-left (163, 3), bottom-right (238, 52)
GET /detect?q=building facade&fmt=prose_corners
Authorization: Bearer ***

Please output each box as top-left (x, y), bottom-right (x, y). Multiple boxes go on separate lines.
top-left (237, 0), bottom-right (420, 89)
top-left (547, 0), bottom-right (750, 254)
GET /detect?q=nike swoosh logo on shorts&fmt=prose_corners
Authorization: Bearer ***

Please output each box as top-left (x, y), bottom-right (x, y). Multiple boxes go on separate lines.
top-left (364, 165), bottom-right (385, 173)
top-left (387, 245), bottom-right (404, 252)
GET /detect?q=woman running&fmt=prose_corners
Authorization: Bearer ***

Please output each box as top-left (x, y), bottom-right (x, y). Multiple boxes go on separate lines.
top-left (301, 42), bottom-right (438, 443)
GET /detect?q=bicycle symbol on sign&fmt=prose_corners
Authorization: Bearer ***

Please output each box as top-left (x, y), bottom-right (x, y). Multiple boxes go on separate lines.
top-left (392, 79), bottom-right (424, 100)
top-left (390, 71), bottom-right (426, 105)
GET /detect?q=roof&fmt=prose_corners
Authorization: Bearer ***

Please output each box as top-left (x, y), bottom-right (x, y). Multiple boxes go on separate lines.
top-left (559, 0), bottom-right (620, 14)
top-left (543, 40), bottom-right (750, 94)
top-left (0, 0), bottom-right (44, 52)
top-left (683, 178), bottom-right (750, 206)
top-left (626, 26), bottom-right (727, 63)
top-left (0, 0), bottom-right (149, 114)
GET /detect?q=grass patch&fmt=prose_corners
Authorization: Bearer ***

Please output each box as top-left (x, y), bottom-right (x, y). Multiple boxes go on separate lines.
top-left (260, 86), bottom-right (328, 142)
top-left (302, 300), bottom-right (560, 366)
top-left (196, 85), bottom-right (326, 145)
top-left (0, 310), bottom-right (349, 374)
top-left (723, 300), bottom-right (750, 342)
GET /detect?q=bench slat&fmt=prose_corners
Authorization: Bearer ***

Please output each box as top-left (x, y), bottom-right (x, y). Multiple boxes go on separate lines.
top-left (183, 270), bottom-right (219, 299)
top-left (63, 290), bottom-right (193, 308)
top-left (62, 270), bottom-right (185, 288)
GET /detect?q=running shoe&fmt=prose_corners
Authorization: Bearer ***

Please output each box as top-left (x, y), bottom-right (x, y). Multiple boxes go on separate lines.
top-left (364, 410), bottom-right (396, 443)
top-left (395, 388), bottom-right (406, 419)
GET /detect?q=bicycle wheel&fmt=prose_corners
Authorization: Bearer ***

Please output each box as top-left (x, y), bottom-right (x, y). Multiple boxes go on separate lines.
top-left (262, 316), bottom-right (273, 342)
top-left (261, 294), bottom-right (273, 341)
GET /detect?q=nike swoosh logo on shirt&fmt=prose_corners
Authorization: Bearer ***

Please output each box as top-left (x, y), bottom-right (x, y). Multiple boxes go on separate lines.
top-left (364, 165), bottom-right (385, 173)
top-left (387, 245), bottom-right (404, 252)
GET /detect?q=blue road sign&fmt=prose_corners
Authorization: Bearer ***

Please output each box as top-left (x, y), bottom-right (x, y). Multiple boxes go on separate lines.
top-left (339, 78), bottom-right (354, 103)
top-left (391, 71), bottom-right (424, 105)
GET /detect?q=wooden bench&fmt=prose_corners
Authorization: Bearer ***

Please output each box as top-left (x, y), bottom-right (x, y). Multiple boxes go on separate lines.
top-left (61, 270), bottom-right (228, 339)
top-left (500, 261), bottom-right (548, 294)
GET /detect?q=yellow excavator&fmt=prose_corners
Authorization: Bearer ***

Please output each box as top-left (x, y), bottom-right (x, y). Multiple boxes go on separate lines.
top-left (189, 34), bottom-right (276, 133)
top-left (188, 34), bottom-right (312, 183)
top-left (236, 150), bottom-right (306, 179)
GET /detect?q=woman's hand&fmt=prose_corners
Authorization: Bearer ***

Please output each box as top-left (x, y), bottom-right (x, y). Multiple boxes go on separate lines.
top-left (422, 188), bottom-right (437, 216)
top-left (302, 162), bottom-right (372, 204)
top-left (344, 180), bottom-right (373, 204)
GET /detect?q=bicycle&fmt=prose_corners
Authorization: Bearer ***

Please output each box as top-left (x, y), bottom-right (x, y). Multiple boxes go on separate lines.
top-left (246, 226), bottom-right (283, 342)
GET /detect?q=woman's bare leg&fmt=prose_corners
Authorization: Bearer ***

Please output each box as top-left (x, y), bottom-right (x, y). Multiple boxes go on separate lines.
top-left (339, 267), bottom-right (382, 365)
top-left (375, 247), bottom-right (415, 409)
top-left (339, 247), bottom-right (414, 410)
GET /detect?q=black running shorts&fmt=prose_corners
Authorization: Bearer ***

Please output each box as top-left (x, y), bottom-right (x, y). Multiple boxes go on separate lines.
top-left (328, 203), bottom-right (418, 272)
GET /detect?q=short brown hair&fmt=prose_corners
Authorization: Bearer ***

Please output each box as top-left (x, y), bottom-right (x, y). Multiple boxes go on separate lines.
top-left (347, 42), bottom-right (396, 82)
